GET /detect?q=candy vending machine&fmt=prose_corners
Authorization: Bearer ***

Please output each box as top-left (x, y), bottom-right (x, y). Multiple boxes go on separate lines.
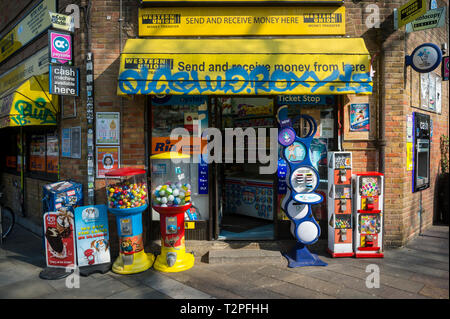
top-left (327, 152), bottom-right (354, 257)
top-left (353, 172), bottom-right (384, 258)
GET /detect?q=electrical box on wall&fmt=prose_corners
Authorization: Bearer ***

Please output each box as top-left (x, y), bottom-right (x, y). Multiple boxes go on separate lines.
top-left (412, 112), bottom-right (431, 192)
top-left (327, 152), bottom-right (354, 257)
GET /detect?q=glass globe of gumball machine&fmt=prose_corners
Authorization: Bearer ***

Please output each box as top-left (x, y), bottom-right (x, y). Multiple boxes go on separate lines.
top-left (150, 152), bottom-right (194, 272)
top-left (105, 168), bottom-right (155, 274)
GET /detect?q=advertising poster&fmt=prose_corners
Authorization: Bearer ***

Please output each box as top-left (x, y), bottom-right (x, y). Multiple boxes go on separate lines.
top-left (436, 76), bottom-right (442, 113)
top-left (96, 112), bottom-right (120, 145)
top-left (29, 134), bottom-right (46, 172)
top-left (61, 128), bottom-right (71, 157)
top-left (74, 205), bottom-right (111, 267)
top-left (47, 133), bottom-right (59, 174)
top-left (407, 142), bottom-right (413, 171)
top-left (43, 211), bottom-right (76, 269)
top-left (428, 73), bottom-right (436, 111)
top-left (96, 146), bottom-right (120, 178)
top-left (350, 103), bottom-right (370, 131)
top-left (420, 73), bottom-right (430, 109)
top-left (70, 126), bottom-right (81, 159)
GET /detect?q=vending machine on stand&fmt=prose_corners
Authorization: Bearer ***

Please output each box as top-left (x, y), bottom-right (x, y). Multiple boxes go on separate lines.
top-left (353, 172), bottom-right (384, 258)
top-left (150, 152), bottom-right (195, 272)
top-left (105, 168), bottom-right (155, 274)
top-left (327, 152), bottom-right (354, 257)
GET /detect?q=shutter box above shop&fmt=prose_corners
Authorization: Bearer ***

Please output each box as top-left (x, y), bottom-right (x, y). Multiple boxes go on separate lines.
top-left (117, 38), bottom-right (373, 96)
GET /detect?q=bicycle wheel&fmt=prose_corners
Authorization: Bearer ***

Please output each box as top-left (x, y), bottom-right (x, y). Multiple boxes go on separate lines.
top-left (1, 206), bottom-right (15, 239)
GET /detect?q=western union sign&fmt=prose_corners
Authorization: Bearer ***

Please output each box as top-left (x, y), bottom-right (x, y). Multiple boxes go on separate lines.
top-left (118, 38), bottom-right (372, 96)
top-left (139, 6), bottom-right (345, 36)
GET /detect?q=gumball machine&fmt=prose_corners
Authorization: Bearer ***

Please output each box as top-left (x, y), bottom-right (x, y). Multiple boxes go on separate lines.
top-left (105, 168), bottom-right (155, 274)
top-left (150, 152), bottom-right (194, 272)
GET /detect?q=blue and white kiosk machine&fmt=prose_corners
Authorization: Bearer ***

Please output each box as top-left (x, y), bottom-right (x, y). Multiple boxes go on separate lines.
top-left (277, 105), bottom-right (327, 267)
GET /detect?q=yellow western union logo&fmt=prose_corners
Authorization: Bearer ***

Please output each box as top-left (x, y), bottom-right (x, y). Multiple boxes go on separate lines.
top-left (138, 6), bottom-right (345, 36)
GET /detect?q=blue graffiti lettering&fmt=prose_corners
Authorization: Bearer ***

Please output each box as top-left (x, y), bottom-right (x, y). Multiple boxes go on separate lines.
top-left (118, 64), bottom-right (373, 95)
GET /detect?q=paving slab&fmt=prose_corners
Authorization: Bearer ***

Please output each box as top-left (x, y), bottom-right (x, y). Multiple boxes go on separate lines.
top-left (106, 286), bottom-right (172, 299)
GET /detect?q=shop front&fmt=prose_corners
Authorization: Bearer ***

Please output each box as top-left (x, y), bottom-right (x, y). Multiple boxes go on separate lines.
top-left (0, 71), bottom-right (59, 224)
top-left (117, 37), bottom-right (373, 241)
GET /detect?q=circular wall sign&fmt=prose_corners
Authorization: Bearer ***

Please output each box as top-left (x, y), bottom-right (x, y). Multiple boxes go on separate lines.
top-left (407, 43), bottom-right (443, 73)
top-left (278, 127), bottom-right (296, 147)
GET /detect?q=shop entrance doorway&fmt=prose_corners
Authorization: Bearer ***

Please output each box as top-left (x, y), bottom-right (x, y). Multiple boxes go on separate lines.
top-left (215, 96), bottom-right (277, 240)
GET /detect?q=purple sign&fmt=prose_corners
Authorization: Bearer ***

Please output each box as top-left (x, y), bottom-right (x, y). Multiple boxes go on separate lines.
top-left (443, 56), bottom-right (449, 81)
top-left (49, 30), bottom-right (72, 64)
top-left (278, 127), bottom-right (296, 147)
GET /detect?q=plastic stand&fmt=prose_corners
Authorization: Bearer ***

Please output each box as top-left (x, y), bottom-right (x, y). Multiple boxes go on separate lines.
top-left (152, 203), bottom-right (194, 273)
top-left (283, 243), bottom-right (327, 268)
top-left (79, 263), bottom-right (111, 277)
top-left (277, 106), bottom-right (327, 268)
top-left (39, 267), bottom-right (73, 280)
top-left (109, 204), bottom-right (155, 275)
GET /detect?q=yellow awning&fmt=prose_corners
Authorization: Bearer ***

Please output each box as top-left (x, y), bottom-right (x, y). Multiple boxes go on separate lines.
top-left (0, 74), bottom-right (58, 128)
top-left (118, 38), bottom-right (373, 96)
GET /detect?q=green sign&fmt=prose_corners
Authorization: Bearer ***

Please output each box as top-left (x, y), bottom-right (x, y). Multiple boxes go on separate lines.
top-left (406, 7), bottom-right (446, 32)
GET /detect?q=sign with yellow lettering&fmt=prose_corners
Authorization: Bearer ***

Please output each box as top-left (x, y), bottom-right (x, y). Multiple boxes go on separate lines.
top-left (118, 38), bottom-right (373, 96)
top-left (0, 0), bottom-right (56, 64)
top-left (0, 47), bottom-right (49, 95)
top-left (139, 6), bottom-right (345, 36)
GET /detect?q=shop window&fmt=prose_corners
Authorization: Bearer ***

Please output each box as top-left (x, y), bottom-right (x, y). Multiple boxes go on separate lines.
top-left (150, 95), bottom-right (209, 222)
top-left (25, 129), bottom-right (59, 180)
top-left (0, 129), bottom-right (19, 174)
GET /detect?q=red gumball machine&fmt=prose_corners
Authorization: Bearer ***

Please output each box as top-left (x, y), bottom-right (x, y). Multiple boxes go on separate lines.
top-left (150, 152), bottom-right (194, 272)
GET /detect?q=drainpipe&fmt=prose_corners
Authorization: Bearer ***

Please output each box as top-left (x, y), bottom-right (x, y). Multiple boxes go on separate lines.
top-left (119, 0), bottom-right (124, 167)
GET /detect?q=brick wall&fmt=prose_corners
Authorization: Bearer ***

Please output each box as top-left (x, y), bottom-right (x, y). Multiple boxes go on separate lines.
top-left (343, 0), bottom-right (449, 247)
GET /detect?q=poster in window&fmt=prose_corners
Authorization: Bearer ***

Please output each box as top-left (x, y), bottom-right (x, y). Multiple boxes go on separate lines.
top-left (420, 73), bottom-right (429, 109)
top-left (16, 134), bottom-right (25, 172)
top-left (61, 96), bottom-right (77, 119)
top-left (71, 126), bottom-right (81, 159)
top-left (428, 73), bottom-right (436, 112)
top-left (96, 146), bottom-right (120, 178)
top-left (62, 128), bottom-right (71, 157)
top-left (350, 103), bottom-right (370, 132)
top-left (30, 135), bottom-right (46, 172)
top-left (96, 112), bottom-right (120, 145)
top-left (436, 76), bottom-right (442, 113)
top-left (47, 133), bottom-right (59, 174)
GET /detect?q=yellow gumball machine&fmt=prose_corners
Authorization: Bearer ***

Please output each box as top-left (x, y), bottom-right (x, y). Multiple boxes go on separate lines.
top-left (105, 168), bottom-right (155, 274)
top-left (150, 152), bottom-right (194, 272)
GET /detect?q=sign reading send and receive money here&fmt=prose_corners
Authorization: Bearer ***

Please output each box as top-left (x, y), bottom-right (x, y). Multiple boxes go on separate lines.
top-left (139, 6), bottom-right (345, 36)
top-left (117, 38), bottom-right (372, 96)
